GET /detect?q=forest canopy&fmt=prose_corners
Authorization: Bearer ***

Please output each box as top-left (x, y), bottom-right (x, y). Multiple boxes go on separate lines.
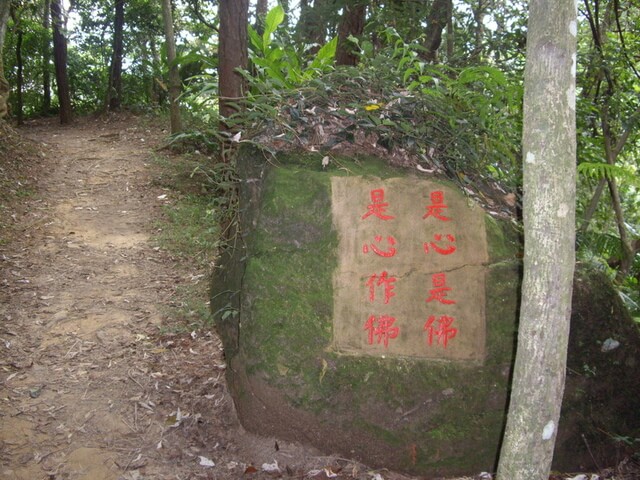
top-left (0, 0), bottom-right (638, 318)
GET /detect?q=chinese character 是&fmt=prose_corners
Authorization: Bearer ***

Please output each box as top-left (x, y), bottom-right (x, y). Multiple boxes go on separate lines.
top-left (423, 233), bottom-right (456, 255)
top-left (363, 235), bottom-right (397, 257)
top-left (362, 188), bottom-right (395, 221)
top-left (423, 190), bottom-right (451, 221)
top-left (424, 315), bottom-right (458, 347)
top-left (366, 271), bottom-right (397, 304)
top-left (425, 272), bottom-right (456, 304)
top-left (364, 315), bottom-right (399, 347)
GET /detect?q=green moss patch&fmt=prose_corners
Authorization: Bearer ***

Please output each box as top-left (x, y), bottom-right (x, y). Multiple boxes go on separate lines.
top-left (212, 145), bottom-right (640, 476)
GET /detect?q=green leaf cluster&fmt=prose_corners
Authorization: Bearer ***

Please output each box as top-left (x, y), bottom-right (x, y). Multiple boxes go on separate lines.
top-left (246, 6), bottom-right (337, 92)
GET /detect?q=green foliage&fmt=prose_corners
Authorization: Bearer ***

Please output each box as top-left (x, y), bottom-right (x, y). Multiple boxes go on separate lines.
top-left (151, 150), bottom-right (237, 330)
top-left (578, 162), bottom-right (640, 188)
top-left (237, 25), bottom-right (522, 195)
top-left (246, 6), bottom-right (337, 92)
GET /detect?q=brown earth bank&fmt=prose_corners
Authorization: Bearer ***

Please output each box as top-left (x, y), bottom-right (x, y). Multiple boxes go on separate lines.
top-left (0, 113), bottom-right (636, 480)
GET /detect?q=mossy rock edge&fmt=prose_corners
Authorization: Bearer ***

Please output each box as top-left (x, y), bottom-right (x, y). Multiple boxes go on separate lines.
top-left (211, 145), bottom-right (640, 476)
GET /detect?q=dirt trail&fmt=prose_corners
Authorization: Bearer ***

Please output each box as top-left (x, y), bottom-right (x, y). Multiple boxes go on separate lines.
top-left (0, 115), bottom-right (340, 480)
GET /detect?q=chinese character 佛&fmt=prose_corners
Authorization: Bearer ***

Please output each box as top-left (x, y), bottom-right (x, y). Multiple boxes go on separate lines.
top-left (364, 315), bottom-right (399, 348)
top-left (424, 315), bottom-right (458, 348)
top-left (362, 188), bottom-right (395, 221)
top-left (423, 190), bottom-right (451, 221)
top-left (425, 272), bottom-right (456, 305)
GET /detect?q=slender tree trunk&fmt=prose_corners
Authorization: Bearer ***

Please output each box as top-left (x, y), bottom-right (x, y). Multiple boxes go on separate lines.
top-left (161, 0), bottom-right (182, 133)
top-left (296, 0), bottom-right (327, 51)
top-left (423, 0), bottom-right (450, 62)
top-left (497, 1), bottom-right (577, 479)
top-left (255, 0), bottom-right (268, 35)
top-left (42, 0), bottom-right (51, 115)
top-left (601, 106), bottom-right (635, 278)
top-left (107, 0), bottom-right (125, 111)
top-left (149, 37), bottom-right (161, 105)
top-left (218, 0), bottom-right (248, 130)
top-left (579, 177), bottom-right (606, 236)
top-left (471, 0), bottom-right (487, 61)
top-left (446, 0), bottom-right (454, 60)
top-left (0, 0), bottom-right (11, 120)
top-left (335, 1), bottom-right (366, 66)
top-left (580, 1), bottom-right (635, 279)
top-left (51, 0), bottom-right (72, 124)
top-left (15, 22), bottom-right (24, 125)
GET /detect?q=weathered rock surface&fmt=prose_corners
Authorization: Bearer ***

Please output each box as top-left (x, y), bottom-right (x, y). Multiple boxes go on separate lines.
top-left (211, 145), bottom-right (640, 476)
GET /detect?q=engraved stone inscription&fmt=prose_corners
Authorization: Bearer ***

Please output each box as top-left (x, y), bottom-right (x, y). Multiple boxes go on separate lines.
top-left (331, 176), bottom-right (488, 361)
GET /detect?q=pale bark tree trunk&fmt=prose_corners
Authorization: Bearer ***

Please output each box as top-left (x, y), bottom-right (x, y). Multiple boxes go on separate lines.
top-left (0, 0), bottom-right (11, 119)
top-left (107, 0), bottom-right (125, 111)
top-left (218, 0), bottom-right (248, 131)
top-left (51, 0), bottom-right (73, 124)
top-left (496, 1), bottom-right (577, 479)
top-left (161, 0), bottom-right (182, 133)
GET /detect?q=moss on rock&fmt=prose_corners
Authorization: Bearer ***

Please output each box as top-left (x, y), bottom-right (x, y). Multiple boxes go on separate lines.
top-left (211, 145), bottom-right (640, 476)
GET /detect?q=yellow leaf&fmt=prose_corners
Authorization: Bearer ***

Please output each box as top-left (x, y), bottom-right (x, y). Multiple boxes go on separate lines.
top-left (364, 104), bottom-right (381, 111)
top-left (319, 358), bottom-right (328, 383)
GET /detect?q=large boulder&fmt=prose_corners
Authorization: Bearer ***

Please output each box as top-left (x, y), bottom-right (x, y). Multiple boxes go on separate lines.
top-left (211, 145), bottom-right (640, 477)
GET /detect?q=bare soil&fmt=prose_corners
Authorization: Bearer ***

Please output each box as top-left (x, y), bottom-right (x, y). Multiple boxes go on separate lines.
top-left (0, 114), bottom-right (420, 480)
top-left (1, 114), bottom-right (634, 480)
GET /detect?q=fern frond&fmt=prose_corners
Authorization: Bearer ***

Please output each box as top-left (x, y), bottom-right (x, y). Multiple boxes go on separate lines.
top-left (578, 162), bottom-right (640, 187)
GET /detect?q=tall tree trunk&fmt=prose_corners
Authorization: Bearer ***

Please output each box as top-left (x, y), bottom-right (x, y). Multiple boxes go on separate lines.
top-left (446, 0), bottom-right (454, 60)
top-left (579, 177), bottom-right (606, 236)
top-left (296, 0), bottom-right (327, 51)
top-left (15, 21), bottom-right (24, 125)
top-left (255, 0), bottom-right (268, 35)
top-left (161, 0), bottom-right (182, 133)
top-left (148, 37), bottom-right (161, 105)
top-left (107, 0), bottom-right (125, 111)
top-left (601, 105), bottom-right (636, 279)
top-left (42, 0), bottom-right (51, 115)
top-left (497, 1), bottom-right (577, 479)
top-left (218, 0), bottom-right (248, 131)
top-left (51, 0), bottom-right (72, 124)
top-left (423, 0), bottom-right (450, 63)
top-left (471, 0), bottom-right (487, 61)
top-left (335, 1), bottom-right (366, 66)
top-left (0, 0), bottom-right (11, 120)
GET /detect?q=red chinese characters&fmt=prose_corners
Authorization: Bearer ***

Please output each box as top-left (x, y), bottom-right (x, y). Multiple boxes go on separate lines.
top-left (363, 235), bottom-right (397, 257)
top-left (364, 315), bottom-right (399, 347)
top-left (424, 315), bottom-right (458, 347)
top-left (361, 188), bottom-right (395, 221)
top-left (421, 190), bottom-right (459, 348)
top-left (366, 271), bottom-right (397, 304)
top-left (425, 272), bottom-right (456, 305)
top-left (423, 233), bottom-right (456, 255)
top-left (358, 186), bottom-right (461, 351)
top-left (423, 190), bottom-right (451, 221)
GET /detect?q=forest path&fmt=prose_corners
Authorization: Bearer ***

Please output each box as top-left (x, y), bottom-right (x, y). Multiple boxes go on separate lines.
top-left (0, 114), bottom-right (328, 480)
